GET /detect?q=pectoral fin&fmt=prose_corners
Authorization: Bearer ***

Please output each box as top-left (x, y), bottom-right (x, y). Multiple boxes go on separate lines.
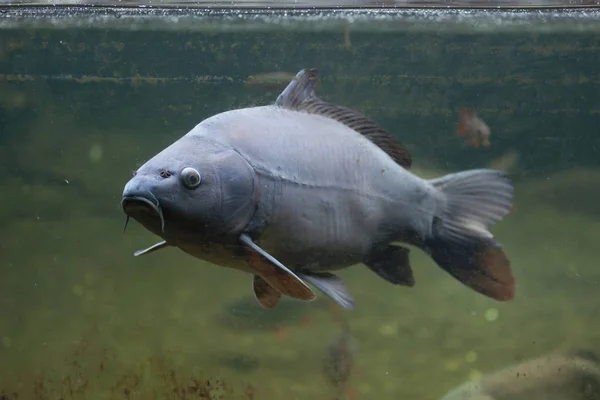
top-left (252, 275), bottom-right (282, 309)
top-left (240, 234), bottom-right (316, 302)
top-left (134, 240), bottom-right (169, 257)
top-left (364, 245), bottom-right (415, 286)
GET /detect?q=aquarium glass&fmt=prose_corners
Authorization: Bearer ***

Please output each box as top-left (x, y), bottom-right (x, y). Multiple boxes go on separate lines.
top-left (1, 3), bottom-right (600, 399)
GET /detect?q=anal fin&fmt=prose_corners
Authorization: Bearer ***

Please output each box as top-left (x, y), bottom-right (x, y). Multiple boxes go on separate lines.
top-left (297, 272), bottom-right (355, 310)
top-left (240, 234), bottom-right (316, 302)
top-left (252, 275), bottom-right (282, 309)
top-left (363, 245), bottom-right (415, 287)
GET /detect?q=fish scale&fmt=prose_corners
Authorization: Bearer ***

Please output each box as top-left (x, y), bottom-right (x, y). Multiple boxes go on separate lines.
top-left (197, 107), bottom-right (399, 197)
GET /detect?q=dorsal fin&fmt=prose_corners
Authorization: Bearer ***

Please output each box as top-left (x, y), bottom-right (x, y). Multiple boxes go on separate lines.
top-left (275, 68), bottom-right (412, 169)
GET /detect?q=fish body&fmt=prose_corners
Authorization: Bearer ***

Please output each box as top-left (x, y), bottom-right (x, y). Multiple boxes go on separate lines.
top-left (191, 105), bottom-right (434, 270)
top-left (122, 69), bottom-right (515, 310)
top-left (439, 350), bottom-right (600, 400)
top-left (458, 109), bottom-right (491, 148)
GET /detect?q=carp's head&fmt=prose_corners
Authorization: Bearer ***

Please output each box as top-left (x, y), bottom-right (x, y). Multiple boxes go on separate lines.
top-left (121, 135), bottom-right (258, 245)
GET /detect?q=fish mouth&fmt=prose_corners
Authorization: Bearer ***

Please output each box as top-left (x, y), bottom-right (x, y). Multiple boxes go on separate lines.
top-left (121, 193), bottom-right (165, 234)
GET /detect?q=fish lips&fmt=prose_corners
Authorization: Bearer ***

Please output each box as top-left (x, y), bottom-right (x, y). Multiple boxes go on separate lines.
top-left (121, 194), bottom-right (165, 234)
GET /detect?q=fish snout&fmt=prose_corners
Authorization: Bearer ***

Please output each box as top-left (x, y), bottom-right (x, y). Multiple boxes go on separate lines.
top-left (122, 177), bottom-right (151, 199)
top-left (121, 194), bottom-right (159, 215)
top-left (121, 179), bottom-right (165, 233)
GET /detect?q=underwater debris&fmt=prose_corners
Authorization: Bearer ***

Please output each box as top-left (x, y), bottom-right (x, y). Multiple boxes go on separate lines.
top-left (0, 391), bottom-right (18, 400)
top-left (0, 329), bottom-right (260, 400)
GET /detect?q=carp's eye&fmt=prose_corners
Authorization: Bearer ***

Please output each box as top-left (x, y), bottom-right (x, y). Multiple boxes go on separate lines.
top-left (181, 167), bottom-right (201, 189)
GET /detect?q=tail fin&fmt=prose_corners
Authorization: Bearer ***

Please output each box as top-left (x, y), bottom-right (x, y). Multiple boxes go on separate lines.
top-left (425, 169), bottom-right (516, 301)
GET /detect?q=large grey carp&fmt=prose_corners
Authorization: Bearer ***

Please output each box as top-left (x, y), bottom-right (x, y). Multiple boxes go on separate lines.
top-left (121, 68), bottom-right (516, 310)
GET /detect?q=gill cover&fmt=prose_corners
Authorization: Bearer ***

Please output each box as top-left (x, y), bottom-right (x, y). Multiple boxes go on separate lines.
top-left (209, 146), bottom-right (259, 237)
top-left (126, 135), bottom-right (259, 241)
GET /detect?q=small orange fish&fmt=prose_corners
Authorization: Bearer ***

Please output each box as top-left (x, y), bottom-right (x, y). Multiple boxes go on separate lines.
top-left (457, 109), bottom-right (491, 148)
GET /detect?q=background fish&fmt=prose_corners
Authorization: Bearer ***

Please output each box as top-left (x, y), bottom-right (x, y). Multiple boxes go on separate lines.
top-left (323, 306), bottom-right (358, 400)
top-left (439, 349), bottom-right (600, 400)
top-left (458, 108), bottom-right (491, 148)
top-left (121, 68), bottom-right (516, 311)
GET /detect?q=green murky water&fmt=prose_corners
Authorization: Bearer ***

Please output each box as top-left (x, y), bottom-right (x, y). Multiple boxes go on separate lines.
top-left (1, 6), bottom-right (600, 400)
